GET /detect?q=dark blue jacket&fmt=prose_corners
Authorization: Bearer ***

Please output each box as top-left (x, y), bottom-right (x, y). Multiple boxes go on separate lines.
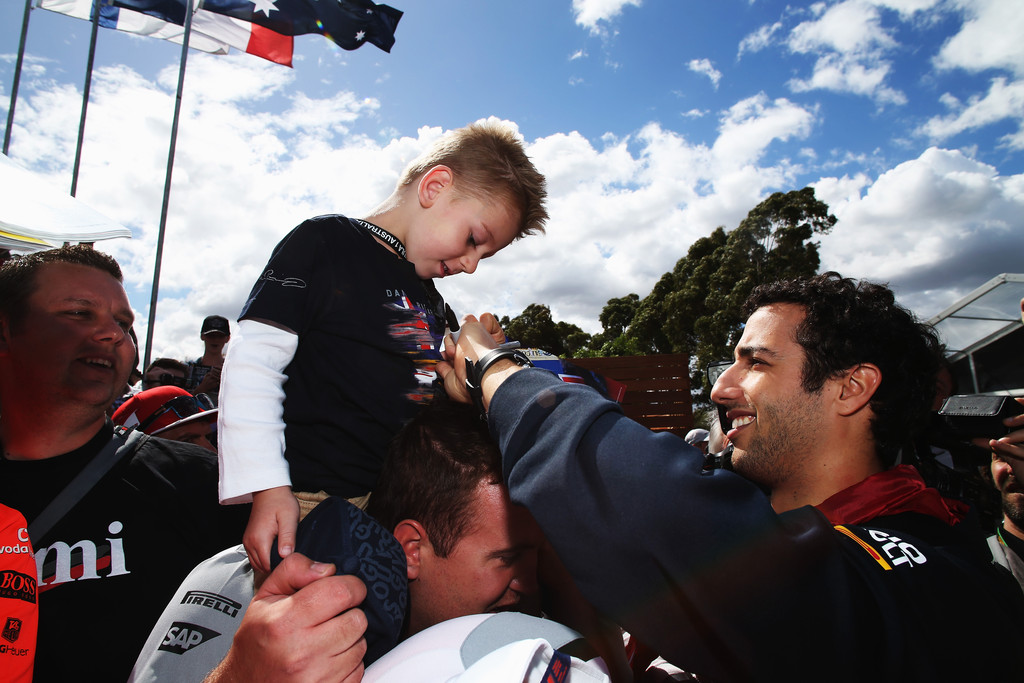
top-left (489, 369), bottom-right (1024, 682)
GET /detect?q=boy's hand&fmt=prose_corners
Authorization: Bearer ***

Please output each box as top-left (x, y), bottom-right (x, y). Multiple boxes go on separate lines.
top-left (244, 486), bottom-right (300, 573)
top-left (205, 553), bottom-right (368, 683)
top-left (438, 313), bottom-right (526, 412)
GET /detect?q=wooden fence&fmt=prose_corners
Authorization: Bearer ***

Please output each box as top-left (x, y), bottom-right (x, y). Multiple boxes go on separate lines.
top-left (568, 353), bottom-right (693, 437)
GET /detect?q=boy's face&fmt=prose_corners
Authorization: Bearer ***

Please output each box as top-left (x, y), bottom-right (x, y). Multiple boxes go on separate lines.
top-left (405, 185), bottom-right (521, 280)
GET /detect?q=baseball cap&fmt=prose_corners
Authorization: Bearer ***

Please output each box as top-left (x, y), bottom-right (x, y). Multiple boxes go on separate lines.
top-left (112, 386), bottom-right (217, 436)
top-left (200, 315), bottom-right (230, 337)
top-left (684, 428), bottom-right (709, 446)
top-left (270, 496), bottom-right (408, 665)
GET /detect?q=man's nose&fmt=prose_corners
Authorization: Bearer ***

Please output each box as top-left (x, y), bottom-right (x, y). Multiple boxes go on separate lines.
top-left (94, 315), bottom-right (128, 344)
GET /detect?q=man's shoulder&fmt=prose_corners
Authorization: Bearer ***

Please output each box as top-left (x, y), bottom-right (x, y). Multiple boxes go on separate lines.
top-left (123, 435), bottom-right (220, 491)
top-left (128, 545), bottom-right (253, 683)
top-left (132, 433), bottom-right (218, 463)
top-left (834, 512), bottom-right (990, 569)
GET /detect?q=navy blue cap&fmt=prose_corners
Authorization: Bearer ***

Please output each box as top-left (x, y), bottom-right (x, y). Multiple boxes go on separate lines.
top-left (271, 496), bottom-right (408, 664)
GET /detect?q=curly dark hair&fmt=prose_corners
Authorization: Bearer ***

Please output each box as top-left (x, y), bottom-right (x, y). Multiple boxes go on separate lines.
top-left (366, 399), bottom-right (502, 557)
top-left (744, 271), bottom-right (943, 466)
top-left (0, 245), bottom-right (123, 330)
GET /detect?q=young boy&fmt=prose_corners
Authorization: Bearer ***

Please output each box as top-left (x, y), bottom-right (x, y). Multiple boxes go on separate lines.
top-left (218, 120), bottom-right (548, 572)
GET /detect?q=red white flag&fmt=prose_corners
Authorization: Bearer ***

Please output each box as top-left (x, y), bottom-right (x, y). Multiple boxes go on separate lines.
top-left (37, 0), bottom-right (293, 66)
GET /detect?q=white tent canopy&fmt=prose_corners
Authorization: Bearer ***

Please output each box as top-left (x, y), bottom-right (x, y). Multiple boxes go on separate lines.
top-left (0, 153), bottom-right (132, 252)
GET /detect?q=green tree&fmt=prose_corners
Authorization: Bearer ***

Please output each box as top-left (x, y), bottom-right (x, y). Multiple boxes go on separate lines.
top-left (586, 293), bottom-right (641, 356)
top-left (500, 304), bottom-right (591, 357)
top-left (624, 187), bottom-right (836, 403)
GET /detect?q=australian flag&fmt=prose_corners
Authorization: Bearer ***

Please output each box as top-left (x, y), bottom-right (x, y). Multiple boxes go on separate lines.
top-left (114, 0), bottom-right (402, 52)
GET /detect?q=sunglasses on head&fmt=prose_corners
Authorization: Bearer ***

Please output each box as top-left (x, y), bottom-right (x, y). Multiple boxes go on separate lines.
top-left (137, 394), bottom-right (214, 433)
top-left (706, 360), bottom-right (734, 387)
top-left (143, 372), bottom-right (186, 390)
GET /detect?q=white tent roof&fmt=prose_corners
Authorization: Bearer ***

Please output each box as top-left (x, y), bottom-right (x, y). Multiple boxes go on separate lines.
top-left (0, 153), bottom-right (132, 252)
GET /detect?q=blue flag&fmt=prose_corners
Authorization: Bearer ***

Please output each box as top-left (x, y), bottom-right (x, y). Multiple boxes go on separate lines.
top-left (113, 0), bottom-right (402, 52)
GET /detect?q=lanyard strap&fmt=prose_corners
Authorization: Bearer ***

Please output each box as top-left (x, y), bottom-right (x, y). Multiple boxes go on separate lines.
top-left (27, 426), bottom-right (149, 545)
top-left (355, 219), bottom-right (407, 260)
top-left (355, 217), bottom-right (458, 332)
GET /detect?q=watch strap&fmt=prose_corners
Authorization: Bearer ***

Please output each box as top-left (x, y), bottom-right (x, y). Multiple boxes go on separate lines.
top-left (464, 342), bottom-right (533, 419)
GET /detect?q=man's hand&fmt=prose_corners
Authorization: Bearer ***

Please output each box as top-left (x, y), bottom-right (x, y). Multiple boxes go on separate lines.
top-left (980, 397), bottom-right (1024, 462)
top-left (244, 486), bottom-right (300, 573)
top-left (206, 553), bottom-right (368, 683)
top-left (438, 313), bottom-right (524, 411)
top-left (194, 365), bottom-right (222, 396)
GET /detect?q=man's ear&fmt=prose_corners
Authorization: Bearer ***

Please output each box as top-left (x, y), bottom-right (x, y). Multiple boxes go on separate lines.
top-left (835, 363), bottom-right (881, 416)
top-left (393, 519), bottom-right (427, 580)
top-left (417, 165), bottom-right (453, 209)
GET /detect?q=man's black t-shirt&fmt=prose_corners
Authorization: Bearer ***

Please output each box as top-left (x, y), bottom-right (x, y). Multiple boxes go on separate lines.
top-left (240, 215), bottom-right (449, 496)
top-left (0, 423), bottom-right (249, 681)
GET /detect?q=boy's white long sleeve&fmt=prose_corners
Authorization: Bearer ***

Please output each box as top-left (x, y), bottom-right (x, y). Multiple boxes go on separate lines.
top-left (217, 319), bottom-right (299, 504)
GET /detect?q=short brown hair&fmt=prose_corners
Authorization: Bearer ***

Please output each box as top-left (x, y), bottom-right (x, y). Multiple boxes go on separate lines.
top-left (0, 245), bottom-right (123, 329)
top-left (398, 119), bottom-right (548, 239)
top-left (366, 399), bottom-right (502, 557)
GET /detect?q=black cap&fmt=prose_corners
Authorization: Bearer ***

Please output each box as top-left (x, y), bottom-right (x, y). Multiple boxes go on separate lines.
top-left (200, 315), bottom-right (230, 337)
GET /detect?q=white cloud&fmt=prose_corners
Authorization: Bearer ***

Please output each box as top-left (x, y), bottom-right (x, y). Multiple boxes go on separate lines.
top-left (935, 0), bottom-right (1024, 77)
top-left (816, 147), bottom-right (1024, 317)
top-left (919, 77), bottom-right (1024, 150)
top-left (712, 93), bottom-right (817, 172)
top-left (7, 48), bottom-right (1021, 353)
top-left (784, 0), bottom-right (907, 105)
top-left (788, 53), bottom-right (907, 104)
top-left (738, 21), bottom-right (782, 58)
top-left (789, 0), bottom-right (897, 54)
top-left (11, 59), bottom-right (820, 341)
top-left (572, 0), bottom-right (643, 34)
top-left (687, 58), bottom-right (722, 89)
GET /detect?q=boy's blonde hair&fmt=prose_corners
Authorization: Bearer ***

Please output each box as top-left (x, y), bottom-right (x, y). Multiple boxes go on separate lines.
top-left (398, 120), bottom-right (548, 239)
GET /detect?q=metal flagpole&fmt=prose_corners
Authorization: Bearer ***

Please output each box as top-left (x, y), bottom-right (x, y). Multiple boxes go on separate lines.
top-left (70, 0), bottom-right (102, 196)
top-left (142, 0), bottom-right (194, 370)
top-left (3, 0), bottom-right (34, 156)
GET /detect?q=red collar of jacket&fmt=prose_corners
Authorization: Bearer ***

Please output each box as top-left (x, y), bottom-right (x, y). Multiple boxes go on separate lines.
top-left (815, 464), bottom-right (969, 526)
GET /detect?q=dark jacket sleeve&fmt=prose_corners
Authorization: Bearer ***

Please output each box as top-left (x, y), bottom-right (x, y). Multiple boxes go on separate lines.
top-left (488, 369), bottom-right (872, 680)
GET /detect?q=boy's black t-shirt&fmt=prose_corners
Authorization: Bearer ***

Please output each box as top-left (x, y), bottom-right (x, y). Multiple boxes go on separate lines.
top-left (240, 215), bottom-right (448, 496)
top-left (0, 422), bottom-right (249, 682)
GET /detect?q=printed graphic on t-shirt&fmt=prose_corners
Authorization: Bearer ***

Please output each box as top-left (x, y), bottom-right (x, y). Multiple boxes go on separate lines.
top-left (385, 291), bottom-right (444, 403)
top-left (34, 520), bottom-right (130, 592)
top-left (158, 621), bottom-right (222, 654)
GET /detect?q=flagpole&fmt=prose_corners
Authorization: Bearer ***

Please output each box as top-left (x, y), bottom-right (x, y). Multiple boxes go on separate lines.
top-left (70, 0), bottom-right (101, 196)
top-left (3, 0), bottom-right (34, 156)
top-left (142, 0), bottom-right (194, 370)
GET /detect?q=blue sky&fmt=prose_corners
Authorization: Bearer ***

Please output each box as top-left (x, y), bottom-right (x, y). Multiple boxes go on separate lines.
top-left (2, 0), bottom-right (1023, 361)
